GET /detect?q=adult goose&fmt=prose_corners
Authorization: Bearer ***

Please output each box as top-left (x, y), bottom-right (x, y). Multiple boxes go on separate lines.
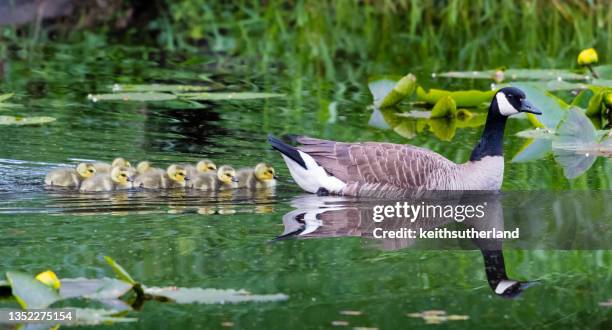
top-left (269, 87), bottom-right (541, 197)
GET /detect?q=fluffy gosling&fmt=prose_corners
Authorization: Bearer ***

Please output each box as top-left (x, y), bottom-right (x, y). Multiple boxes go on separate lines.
top-left (134, 164), bottom-right (189, 189)
top-left (190, 165), bottom-right (238, 191)
top-left (183, 159), bottom-right (217, 178)
top-left (44, 162), bottom-right (96, 188)
top-left (136, 161), bottom-right (153, 174)
top-left (236, 163), bottom-right (277, 189)
top-left (80, 166), bottom-right (134, 192)
top-left (93, 157), bottom-right (132, 173)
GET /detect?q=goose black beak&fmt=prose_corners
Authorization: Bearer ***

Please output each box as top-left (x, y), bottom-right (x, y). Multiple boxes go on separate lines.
top-left (185, 176), bottom-right (190, 181)
top-left (232, 177), bottom-right (239, 182)
top-left (273, 174), bottom-right (278, 179)
top-left (519, 99), bottom-right (541, 115)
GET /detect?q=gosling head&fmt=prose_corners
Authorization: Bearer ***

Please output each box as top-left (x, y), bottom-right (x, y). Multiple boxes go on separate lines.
top-left (111, 157), bottom-right (132, 168)
top-left (493, 87), bottom-right (542, 117)
top-left (136, 161), bottom-right (151, 174)
top-left (254, 163), bottom-right (277, 181)
top-left (110, 166), bottom-right (134, 184)
top-left (167, 165), bottom-right (188, 183)
top-left (217, 165), bottom-right (238, 184)
top-left (196, 159), bottom-right (217, 173)
top-left (76, 162), bottom-right (96, 178)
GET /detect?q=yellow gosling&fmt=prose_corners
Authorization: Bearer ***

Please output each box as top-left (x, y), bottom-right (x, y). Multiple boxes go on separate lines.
top-left (93, 157), bottom-right (132, 173)
top-left (44, 162), bottom-right (96, 188)
top-left (183, 159), bottom-right (217, 178)
top-left (134, 164), bottom-right (188, 189)
top-left (190, 165), bottom-right (237, 191)
top-left (236, 163), bottom-right (277, 189)
top-left (80, 166), bottom-right (134, 192)
top-left (136, 161), bottom-right (153, 174)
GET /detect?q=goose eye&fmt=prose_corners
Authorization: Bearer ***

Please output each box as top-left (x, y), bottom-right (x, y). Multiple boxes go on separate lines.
top-left (120, 174), bottom-right (126, 177)
top-left (208, 166), bottom-right (215, 170)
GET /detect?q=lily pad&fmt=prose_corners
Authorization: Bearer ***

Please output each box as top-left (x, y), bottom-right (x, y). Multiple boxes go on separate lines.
top-left (368, 74), bottom-right (417, 108)
top-left (144, 287), bottom-right (288, 304)
top-left (0, 116), bottom-right (56, 126)
top-left (436, 69), bottom-right (588, 81)
top-left (416, 87), bottom-right (496, 107)
top-left (512, 138), bottom-right (552, 163)
top-left (180, 92), bottom-right (285, 101)
top-left (6, 272), bottom-right (61, 309)
top-left (104, 256), bottom-right (137, 285)
top-left (111, 84), bottom-right (210, 93)
top-left (60, 278), bottom-right (133, 300)
top-left (515, 128), bottom-right (556, 139)
top-left (71, 308), bottom-right (137, 325)
top-left (87, 92), bottom-right (178, 102)
top-left (430, 96), bottom-right (457, 118)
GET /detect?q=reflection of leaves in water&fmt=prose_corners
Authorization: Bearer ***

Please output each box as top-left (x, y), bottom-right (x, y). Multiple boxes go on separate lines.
top-left (60, 278), bottom-right (133, 301)
top-left (372, 108), bottom-right (485, 141)
top-left (512, 139), bottom-right (553, 163)
top-left (111, 84), bottom-right (210, 93)
top-left (367, 74), bottom-right (417, 108)
top-left (144, 287), bottom-right (288, 304)
top-left (406, 310), bottom-right (469, 324)
top-left (88, 91), bottom-right (284, 103)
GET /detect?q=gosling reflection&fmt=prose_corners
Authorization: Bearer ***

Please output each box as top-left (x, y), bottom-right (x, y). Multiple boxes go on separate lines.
top-left (277, 193), bottom-right (537, 298)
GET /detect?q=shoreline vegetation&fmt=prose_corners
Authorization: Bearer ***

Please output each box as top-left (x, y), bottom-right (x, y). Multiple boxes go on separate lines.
top-left (0, 0), bottom-right (610, 78)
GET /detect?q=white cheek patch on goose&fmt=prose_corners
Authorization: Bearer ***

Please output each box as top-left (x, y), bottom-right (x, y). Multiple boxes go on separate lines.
top-left (496, 93), bottom-right (519, 116)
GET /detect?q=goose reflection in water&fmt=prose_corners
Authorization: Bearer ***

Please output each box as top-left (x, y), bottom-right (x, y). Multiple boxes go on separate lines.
top-left (276, 192), bottom-right (538, 299)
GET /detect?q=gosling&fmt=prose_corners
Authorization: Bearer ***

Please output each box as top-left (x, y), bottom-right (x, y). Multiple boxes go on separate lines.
top-left (44, 162), bottom-right (96, 188)
top-left (136, 161), bottom-right (153, 174)
top-left (80, 166), bottom-right (134, 192)
top-left (190, 165), bottom-right (238, 191)
top-left (236, 163), bottom-right (277, 189)
top-left (183, 159), bottom-right (217, 178)
top-left (134, 164), bottom-right (189, 189)
top-left (93, 157), bottom-right (132, 173)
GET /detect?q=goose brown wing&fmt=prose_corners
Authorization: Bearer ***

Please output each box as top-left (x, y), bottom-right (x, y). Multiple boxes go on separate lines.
top-left (296, 136), bottom-right (456, 189)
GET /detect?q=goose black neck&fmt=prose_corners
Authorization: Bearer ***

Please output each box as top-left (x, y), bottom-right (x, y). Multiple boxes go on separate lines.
top-left (481, 249), bottom-right (509, 290)
top-left (470, 100), bottom-right (508, 161)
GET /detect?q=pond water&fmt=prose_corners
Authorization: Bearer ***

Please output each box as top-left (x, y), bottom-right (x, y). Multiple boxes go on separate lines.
top-left (0, 44), bottom-right (611, 328)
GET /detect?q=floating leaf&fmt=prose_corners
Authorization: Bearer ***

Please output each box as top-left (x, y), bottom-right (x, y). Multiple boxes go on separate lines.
top-left (428, 117), bottom-right (457, 141)
top-left (436, 69), bottom-right (588, 81)
top-left (144, 287), bottom-right (288, 304)
top-left (60, 278), bottom-right (133, 300)
top-left (0, 116), bottom-right (56, 126)
top-left (180, 92), bottom-right (285, 101)
top-left (71, 308), bottom-right (137, 325)
top-left (6, 271), bottom-right (62, 309)
top-left (368, 74), bottom-right (416, 108)
top-left (103, 256), bottom-right (137, 285)
top-left (111, 84), bottom-right (210, 93)
top-left (586, 90), bottom-right (606, 117)
top-left (515, 128), bottom-right (556, 139)
top-left (416, 87), bottom-right (495, 107)
top-left (35, 270), bottom-right (61, 290)
top-left (87, 92), bottom-right (177, 102)
top-left (430, 96), bottom-right (457, 118)
top-left (552, 108), bottom-right (598, 178)
top-left (571, 89), bottom-right (594, 108)
top-left (512, 138), bottom-right (552, 163)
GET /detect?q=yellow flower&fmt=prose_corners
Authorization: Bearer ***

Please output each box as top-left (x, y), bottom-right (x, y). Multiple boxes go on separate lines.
top-left (577, 48), bottom-right (598, 66)
top-left (605, 93), bottom-right (612, 106)
top-left (35, 270), bottom-right (61, 289)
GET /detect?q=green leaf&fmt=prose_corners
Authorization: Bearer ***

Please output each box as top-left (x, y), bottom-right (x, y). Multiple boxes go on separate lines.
top-left (512, 138), bottom-right (552, 163)
top-left (143, 287), bottom-right (288, 304)
top-left (60, 278), bottom-right (133, 300)
top-left (0, 116), bottom-right (56, 126)
top-left (71, 308), bottom-right (137, 325)
top-left (586, 91), bottom-right (605, 117)
top-left (430, 96), bottom-right (457, 118)
top-left (371, 74), bottom-right (417, 108)
top-left (571, 89), bottom-right (594, 108)
top-left (515, 128), bottom-right (556, 139)
top-left (416, 87), bottom-right (495, 107)
top-left (428, 117), bottom-right (457, 141)
top-left (6, 271), bottom-right (62, 309)
top-left (110, 84), bottom-right (210, 93)
top-left (103, 256), bottom-right (137, 285)
top-left (179, 92), bottom-right (285, 101)
top-left (88, 92), bottom-right (177, 102)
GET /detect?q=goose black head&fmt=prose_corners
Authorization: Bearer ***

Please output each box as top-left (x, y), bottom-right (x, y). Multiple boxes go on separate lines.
top-left (493, 87), bottom-right (542, 117)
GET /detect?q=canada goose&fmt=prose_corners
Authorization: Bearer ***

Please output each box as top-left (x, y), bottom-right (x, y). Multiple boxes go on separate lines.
top-left (190, 165), bottom-right (238, 191)
top-left (44, 162), bottom-right (96, 188)
top-left (183, 159), bottom-right (217, 178)
top-left (236, 163), bottom-right (277, 189)
top-left (80, 166), bottom-right (135, 192)
top-left (134, 164), bottom-right (188, 189)
top-left (93, 157), bottom-right (132, 173)
top-left (269, 87), bottom-right (541, 197)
